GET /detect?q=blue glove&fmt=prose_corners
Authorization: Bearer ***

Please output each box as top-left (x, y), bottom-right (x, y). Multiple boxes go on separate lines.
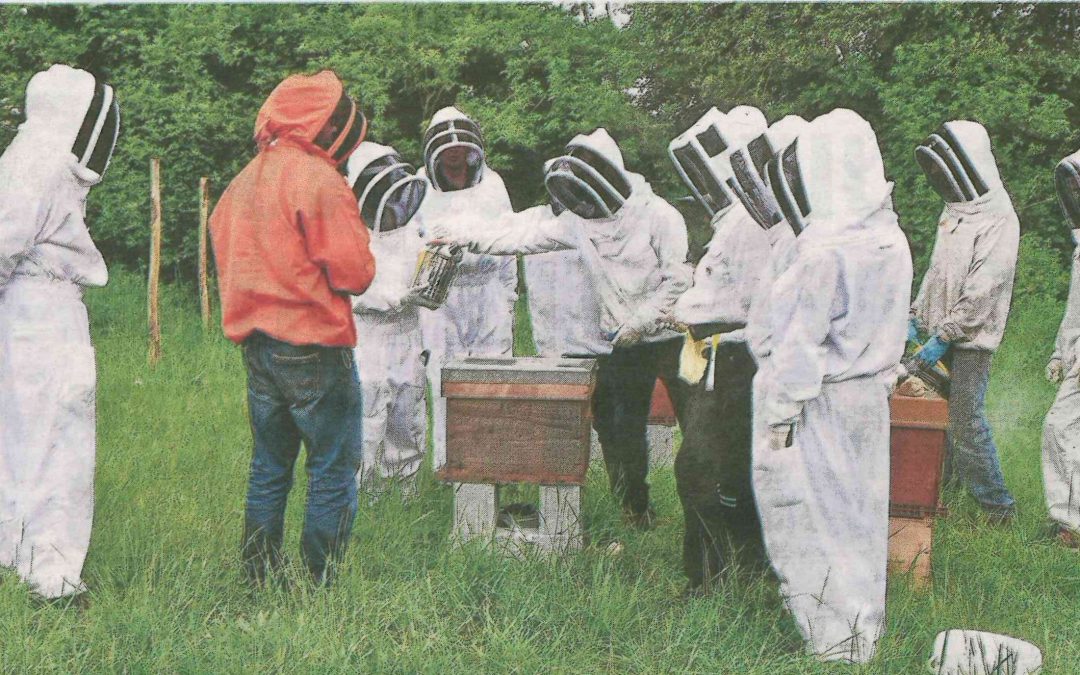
top-left (907, 318), bottom-right (919, 343)
top-left (916, 335), bottom-right (950, 365)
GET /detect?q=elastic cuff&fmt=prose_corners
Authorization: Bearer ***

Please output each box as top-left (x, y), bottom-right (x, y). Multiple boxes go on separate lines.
top-left (937, 321), bottom-right (966, 344)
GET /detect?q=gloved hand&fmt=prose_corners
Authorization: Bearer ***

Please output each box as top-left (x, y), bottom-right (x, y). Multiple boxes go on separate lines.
top-left (915, 335), bottom-right (950, 366)
top-left (1046, 357), bottom-right (1065, 384)
top-left (769, 423), bottom-right (795, 451)
top-left (612, 315), bottom-right (658, 348)
top-left (612, 323), bottom-right (644, 348)
top-left (907, 318), bottom-right (919, 343)
top-left (398, 287), bottom-right (428, 308)
top-left (657, 311), bottom-right (688, 334)
top-left (425, 221), bottom-right (467, 248)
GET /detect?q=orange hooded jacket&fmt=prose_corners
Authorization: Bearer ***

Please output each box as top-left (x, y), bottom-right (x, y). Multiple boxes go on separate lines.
top-left (210, 70), bottom-right (375, 347)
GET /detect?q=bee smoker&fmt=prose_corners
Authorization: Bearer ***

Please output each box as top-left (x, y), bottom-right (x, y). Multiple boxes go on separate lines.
top-left (411, 243), bottom-right (463, 309)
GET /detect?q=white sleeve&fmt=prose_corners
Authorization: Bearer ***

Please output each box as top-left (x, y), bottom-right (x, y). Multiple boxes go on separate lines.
top-left (628, 204), bottom-right (691, 327)
top-left (763, 248), bottom-right (842, 425)
top-left (940, 212), bottom-right (1018, 343)
top-left (467, 209), bottom-right (577, 256)
top-left (0, 173), bottom-right (53, 287)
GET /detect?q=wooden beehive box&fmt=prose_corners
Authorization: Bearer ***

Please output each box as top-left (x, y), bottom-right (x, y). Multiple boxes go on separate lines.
top-left (438, 357), bottom-right (598, 485)
top-left (890, 394), bottom-right (949, 518)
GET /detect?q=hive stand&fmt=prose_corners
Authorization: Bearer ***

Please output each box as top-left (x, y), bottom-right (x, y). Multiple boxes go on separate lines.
top-left (451, 483), bottom-right (583, 556)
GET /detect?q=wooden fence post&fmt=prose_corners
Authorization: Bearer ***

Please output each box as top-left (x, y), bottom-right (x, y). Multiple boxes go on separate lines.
top-left (198, 177), bottom-right (211, 330)
top-left (148, 158), bottom-right (163, 366)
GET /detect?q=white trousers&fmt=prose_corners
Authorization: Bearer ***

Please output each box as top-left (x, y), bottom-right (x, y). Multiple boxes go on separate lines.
top-left (354, 319), bottom-right (427, 490)
top-left (752, 375), bottom-right (890, 663)
top-left (0, 277), bottom-right (96, 598)
top-left (1043, 372), bottom-right (1080, 533)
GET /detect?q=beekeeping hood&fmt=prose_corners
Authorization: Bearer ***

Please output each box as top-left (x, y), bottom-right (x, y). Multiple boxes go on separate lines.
top-left (254, 70), bottom-right (367, 166)
top-left (423, 106), bottom-right (486, 192)
top-left (0, 64), bottom-right (120, 287)
top-left (915, 120), bottom-right (1004, 208)
top-left (765, 109), bottom-right (891, 237)
top-left (19, 64), bottom-right (120, 183)
top-left (1056, 148), bottom-right (1080, 231)
top-left (544, 128), bottom-right (636, 220)
top-left (346, 141), bottom-right (427, 234)
top-left (730, 115), bottom-right (809, 233)
top-left (668, 106), bottom-right (768, 219)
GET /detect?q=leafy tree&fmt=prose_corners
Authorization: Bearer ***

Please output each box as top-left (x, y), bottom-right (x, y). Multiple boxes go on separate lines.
top-left (3, 3), bottom-right (1080, 288)
top-left (630, 3), bottom-right (1080, 280)
top-left (0, 4), bottom-right (646, 278)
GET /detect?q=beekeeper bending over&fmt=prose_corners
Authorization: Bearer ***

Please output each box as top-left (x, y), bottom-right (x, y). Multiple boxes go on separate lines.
top-left (753, 109), bottom-right (912, 663)
top-left (0, 65), bottom-right (120, 599)
top-left (431, 129), bottom-right (691, 528)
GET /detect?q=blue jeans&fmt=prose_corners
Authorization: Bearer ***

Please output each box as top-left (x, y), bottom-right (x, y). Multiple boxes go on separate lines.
top-left (241, 332), bottom-right (363, 585)
top-left (944, 348), bottom-right (1015, 515)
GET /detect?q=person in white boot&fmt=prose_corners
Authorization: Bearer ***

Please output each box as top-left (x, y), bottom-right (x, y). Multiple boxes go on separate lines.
top-left (752, 109), bottom-right (912, 664)
top-left (0, 64), bottom-right (120, 599)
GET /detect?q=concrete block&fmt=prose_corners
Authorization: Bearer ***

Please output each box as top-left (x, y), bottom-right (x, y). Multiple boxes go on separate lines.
top-left (452, 483), bottom-right (497, 543)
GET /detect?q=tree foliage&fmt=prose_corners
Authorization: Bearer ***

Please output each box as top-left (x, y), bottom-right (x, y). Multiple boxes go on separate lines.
top-left (0, 4), bottom-right (646, 278)
top-left (2, 4), bottom-right (1080, 281)
top-left (629, 3), bottom-right (1080, 273)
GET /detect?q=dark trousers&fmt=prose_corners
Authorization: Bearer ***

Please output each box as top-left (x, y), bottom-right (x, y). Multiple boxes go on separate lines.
top-left (241, 332), bottom-right (364, 586)
top-left (674, 341), bottom-right (763, 588)
top-left (593, 337), bottom-right (688, 515)
top-left (942, 348), bottom-right (1015, 515)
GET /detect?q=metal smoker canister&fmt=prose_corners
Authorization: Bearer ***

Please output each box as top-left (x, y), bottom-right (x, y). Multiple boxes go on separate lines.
top-left (411, 243), bottom-right (463, 309)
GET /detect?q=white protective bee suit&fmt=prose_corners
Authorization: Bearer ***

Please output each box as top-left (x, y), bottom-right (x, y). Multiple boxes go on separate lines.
top-left (911, 121), bottom-right (1019, 516)
top-left (415, 107), bottom-right (517, 468)
top-left (519, 205), bottom-right (609, 358)
top-left (346, 142), bottom-right (429, 497)
top-left (433, 128), bottom-right (692, 518)
top-left (667, 106), bottom-right (772, 585)
top-left (0, 65), bottom-right (119, 598)
top-left (752, 109), bottom-right (912, 663)
top-left (1042, 150), bottom-right (1080, 536)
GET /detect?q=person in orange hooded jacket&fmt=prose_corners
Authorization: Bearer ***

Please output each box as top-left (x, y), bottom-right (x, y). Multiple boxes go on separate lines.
top-left (210, 70), bottom-right (375, 586)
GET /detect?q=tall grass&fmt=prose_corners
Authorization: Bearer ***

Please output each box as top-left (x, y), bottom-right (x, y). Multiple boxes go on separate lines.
top-left (1, 239), bottom-right (1078, 672)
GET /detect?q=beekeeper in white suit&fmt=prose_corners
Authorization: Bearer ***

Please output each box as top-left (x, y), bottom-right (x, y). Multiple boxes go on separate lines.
top-left (346, 142), bottom-right (430, 501)
top-left (416, 107), bottom-right (517, 469)
top-left (666, 106), bottom-right (771, 591)
top-left (752, 109), bottom-right (912, 663)
top-left (431, 128), bottom-right (691, 527)
top-left (910, 120), bottom-right (1019, 522)
top-left (0, 64), bottom-right (119, 599)
top-left (1042, 149), bottom-right (1080, 548)
top-left (519, 203), bottom-right (609, 359)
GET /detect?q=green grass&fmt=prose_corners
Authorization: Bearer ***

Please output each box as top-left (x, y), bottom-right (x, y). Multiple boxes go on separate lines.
top-left (1, 267), bottom-right (1078, 673)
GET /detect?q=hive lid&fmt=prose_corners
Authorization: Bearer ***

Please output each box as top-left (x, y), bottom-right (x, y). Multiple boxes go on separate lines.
top-left (442, 357), bottom-right (598, 386)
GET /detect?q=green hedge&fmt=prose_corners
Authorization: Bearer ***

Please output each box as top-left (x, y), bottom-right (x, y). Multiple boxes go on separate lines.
top-left (2, 3), bottom-right (1079, 290)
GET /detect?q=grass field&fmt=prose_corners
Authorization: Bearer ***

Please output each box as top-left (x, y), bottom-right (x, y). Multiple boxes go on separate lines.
top-left (1, 263), bottom-right (1078, 674)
